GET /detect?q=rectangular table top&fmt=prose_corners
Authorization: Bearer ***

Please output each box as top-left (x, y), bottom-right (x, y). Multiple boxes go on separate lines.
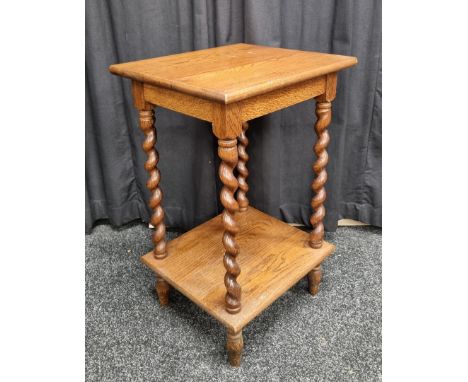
top-left (109, 43), bottom-right (357, 104)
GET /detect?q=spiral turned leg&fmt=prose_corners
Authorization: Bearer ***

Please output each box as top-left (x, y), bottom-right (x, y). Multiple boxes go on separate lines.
top-left (155, 277), bottom-right (170, 306)
top-left (309, 101), bottom-right (332, 249)
top-left (218, 139), bottom-right (241, 314)
top-left (226, 329), bottom-right (244, 367)
top-left (307, 265), bottom-right (322, 296)
top-left (237, 122), bottom-right (249, 212)
top-left (139, 109), bottom-right (167, 259)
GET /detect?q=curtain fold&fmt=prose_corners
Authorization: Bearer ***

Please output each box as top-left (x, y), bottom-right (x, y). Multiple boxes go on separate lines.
top-left (85, 0), bottom-right (382, 233)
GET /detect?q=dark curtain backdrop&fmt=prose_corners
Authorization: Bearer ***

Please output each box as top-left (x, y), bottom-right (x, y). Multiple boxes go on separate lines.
top-left (85, 0), bottom-right (382, 233)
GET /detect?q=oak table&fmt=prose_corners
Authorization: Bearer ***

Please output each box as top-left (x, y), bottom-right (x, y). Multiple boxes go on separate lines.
top-left (109, 43), bottom-right (357, 367)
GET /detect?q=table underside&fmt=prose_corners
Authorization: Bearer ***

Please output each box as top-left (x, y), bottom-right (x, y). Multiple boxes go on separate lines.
top-left (141, 207), bottom-right (335, 333)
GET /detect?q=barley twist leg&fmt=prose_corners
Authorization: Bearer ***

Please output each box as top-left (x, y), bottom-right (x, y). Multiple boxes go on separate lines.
top-left (139, 109), bottom-right (167, 259)
top-left (309, 101), bottom-right (332, 249)
top-left (218, 139), bottom-right (241, 314)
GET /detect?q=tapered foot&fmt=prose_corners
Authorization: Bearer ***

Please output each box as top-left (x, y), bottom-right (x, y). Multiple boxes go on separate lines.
top-left (155, 278), bottom-right (170, 306)
top-left (307, 265), bottom-right (322, 296)
top-left (226, 329), bottom-right (243, 367)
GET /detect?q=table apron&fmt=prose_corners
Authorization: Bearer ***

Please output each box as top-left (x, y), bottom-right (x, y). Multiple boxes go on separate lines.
top-left (142, 75), bottom-right (327, 124)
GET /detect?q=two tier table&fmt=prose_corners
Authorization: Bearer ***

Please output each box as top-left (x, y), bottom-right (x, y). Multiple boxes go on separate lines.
top-left (109, 43), bottom-right (357, 367)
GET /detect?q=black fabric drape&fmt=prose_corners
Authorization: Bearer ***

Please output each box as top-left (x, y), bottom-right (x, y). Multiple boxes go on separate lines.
top-left (85, 0), bottom-right (382, 233)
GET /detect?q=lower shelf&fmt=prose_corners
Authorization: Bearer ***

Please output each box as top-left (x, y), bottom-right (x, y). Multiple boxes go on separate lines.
top-left (141, 207), bottom-right (335, 332)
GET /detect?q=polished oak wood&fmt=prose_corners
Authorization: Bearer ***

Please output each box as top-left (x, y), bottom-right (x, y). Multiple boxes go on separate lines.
top-left (226, 329), bottom-right (243, 367)
top-left (307, 266), bottom-right (322, 296)
top-left (143, 84), bottom-right (213, 122)
top-left (142, 77), bottom-right (326, 124)
top-left (141, 207), bottom-right (335, 333)
top-left (110, 43), bottom-right (357, 366)
top-left (309, 100), bottom-right (332, 249)
top-left (218, 138), bottom-right (241, 314)
top-left (309, 74), bottom-right (337, 249)
top-left (155, 278), bottom-right (170, 306)
top-left (110, 43), bottom-right (356, 103)
top-left (137, 107), bottom-right (167, 259)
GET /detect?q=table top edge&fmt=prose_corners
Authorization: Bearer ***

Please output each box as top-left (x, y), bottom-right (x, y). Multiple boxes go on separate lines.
top-left (109, 46), bottom-right (357, 104)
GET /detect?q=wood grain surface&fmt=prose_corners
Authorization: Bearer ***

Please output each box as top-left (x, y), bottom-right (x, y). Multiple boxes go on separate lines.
top-left (141, 207), bottom-right (335, 332)
top-left (143, 84), bottom-right (213, 122)
top-left (110, 43), bottom-right (357, 103)
top-left (238, 76), bottom-right (325, 121)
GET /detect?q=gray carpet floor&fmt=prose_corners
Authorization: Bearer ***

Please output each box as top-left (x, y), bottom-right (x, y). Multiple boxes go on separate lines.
top-left (86, 221), bottom-right (381, 382)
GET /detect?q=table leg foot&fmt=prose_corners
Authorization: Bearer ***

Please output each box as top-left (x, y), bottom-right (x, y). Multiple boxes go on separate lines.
top-left (307, 265), bottom-right (322, 296)
top-left (226, 329), bottom-right (243, 367)
top-left (155, 277), bottom-right (170, 306)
